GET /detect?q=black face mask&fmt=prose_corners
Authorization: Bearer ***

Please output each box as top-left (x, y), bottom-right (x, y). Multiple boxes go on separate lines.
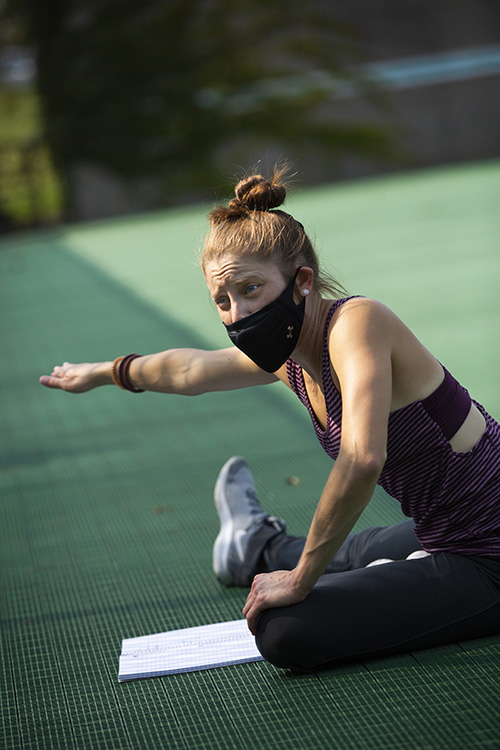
top-left (224, 268), bottom-right (305, 372)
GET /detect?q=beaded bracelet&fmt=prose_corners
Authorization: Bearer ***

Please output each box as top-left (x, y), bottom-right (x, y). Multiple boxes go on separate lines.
top-left (111, 356), bottom-right (125, 388)
top-left (112, 354), bottom-right (145, 393)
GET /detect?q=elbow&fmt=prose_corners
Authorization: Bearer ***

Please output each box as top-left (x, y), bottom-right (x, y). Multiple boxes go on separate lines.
top-left (338, 447), bottom-right (386, 482)
top-left (168, 352), bottom-right (207, 396)
top-left (174, 370), bottom-right (206, 396)
top-left (361, 451), bottom-right (386, 477)
top-left (364, 457), bottom-right (385, 483)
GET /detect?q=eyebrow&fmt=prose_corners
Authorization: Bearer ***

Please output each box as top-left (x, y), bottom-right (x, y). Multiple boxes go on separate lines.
top-left (234, 271), bottom-right (267, 284)
top-left (211, 271), bottom-right (266, 291)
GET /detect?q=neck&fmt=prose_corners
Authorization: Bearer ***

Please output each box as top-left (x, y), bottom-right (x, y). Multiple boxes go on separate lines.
top-left (291, 293), bottom-right (334, 379)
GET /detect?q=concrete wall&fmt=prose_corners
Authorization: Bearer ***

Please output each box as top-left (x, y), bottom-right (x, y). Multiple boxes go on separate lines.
top-left (302, 0), bottom-right (500, 181)
top-left (329, 0), bottom-right (500, 60)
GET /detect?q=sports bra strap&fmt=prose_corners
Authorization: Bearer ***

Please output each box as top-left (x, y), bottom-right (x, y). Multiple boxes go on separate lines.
top-left (421, 367), bottom-right (472, 440)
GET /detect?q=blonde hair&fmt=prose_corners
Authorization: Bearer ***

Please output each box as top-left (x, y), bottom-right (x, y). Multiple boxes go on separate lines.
top-left (201, 167), bottom-right (346, 298)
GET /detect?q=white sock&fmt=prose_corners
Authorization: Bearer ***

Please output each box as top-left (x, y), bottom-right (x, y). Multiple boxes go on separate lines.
top-left (406, 550), bottom-right (431, 560)
top-left (365, 558), bottom-right (395, 567)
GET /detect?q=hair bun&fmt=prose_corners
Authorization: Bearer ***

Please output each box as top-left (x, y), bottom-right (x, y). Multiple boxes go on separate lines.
top-left (230, 174), bottom-right (286, 212)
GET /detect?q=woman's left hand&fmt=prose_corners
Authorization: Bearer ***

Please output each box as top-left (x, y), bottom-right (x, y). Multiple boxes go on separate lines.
top-left (242, 569), bottom-right (308, 635)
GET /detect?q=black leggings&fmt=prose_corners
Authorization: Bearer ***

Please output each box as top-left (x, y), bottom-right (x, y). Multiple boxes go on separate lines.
top-left (254, 521), bottom-right (500, 671)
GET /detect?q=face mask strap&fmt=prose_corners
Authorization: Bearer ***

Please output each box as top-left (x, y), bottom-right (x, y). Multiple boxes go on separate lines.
top-left (277, 266), bottom-right (304, 316)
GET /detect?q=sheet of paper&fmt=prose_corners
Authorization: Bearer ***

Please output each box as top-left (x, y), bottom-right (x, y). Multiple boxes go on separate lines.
top-left (118, 618), bottom-right (264, 682)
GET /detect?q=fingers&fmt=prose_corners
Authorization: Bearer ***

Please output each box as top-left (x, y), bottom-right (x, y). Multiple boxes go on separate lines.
top-left (242, 588), bottom-right (253, 621)
top-left (243, 597), bottom-right (260, 636)
top-left (246, 612), bottom-right (258, 636)
top-left (242, 575), bottom-right (260, 618)
top-left (39, 363), bottom-right (74, 389)
top-left (243, 576), bottom-right (265, 635)
top-left (39, 375), bottom-right (63, 389)
top-left (52, 363), bottom-right (71, 376)
top-left (243, 570), bottom-right (306, 635)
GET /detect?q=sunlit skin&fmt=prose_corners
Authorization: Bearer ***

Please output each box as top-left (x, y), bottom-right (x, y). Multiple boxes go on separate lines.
top-left (205, 256), bottom-right (301, 325)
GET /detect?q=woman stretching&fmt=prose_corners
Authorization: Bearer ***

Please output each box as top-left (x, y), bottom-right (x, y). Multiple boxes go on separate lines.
top-left (40, 169), bottom-right (500, 672)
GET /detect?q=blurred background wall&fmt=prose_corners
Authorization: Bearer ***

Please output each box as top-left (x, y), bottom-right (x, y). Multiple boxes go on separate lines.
top-left (0, 0), bottom-right (499, 228)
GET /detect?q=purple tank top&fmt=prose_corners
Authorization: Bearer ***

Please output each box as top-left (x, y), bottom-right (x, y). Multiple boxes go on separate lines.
top-left (287, 297), bottom-right (500, 557)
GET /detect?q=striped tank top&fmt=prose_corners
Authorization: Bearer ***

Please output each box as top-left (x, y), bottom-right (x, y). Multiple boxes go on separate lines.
top-left (286, 297), bottom-right (500, 558)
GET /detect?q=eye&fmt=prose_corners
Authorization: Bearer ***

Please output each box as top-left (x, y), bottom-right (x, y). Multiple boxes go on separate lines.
top-left (245, 284), bottom-right (259, 295)
top-left (215, 295), bottom-right (229, 309)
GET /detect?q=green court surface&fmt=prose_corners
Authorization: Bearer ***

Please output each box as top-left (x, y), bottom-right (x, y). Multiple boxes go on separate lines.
top-left (1, 160), bottom-right (500, 749)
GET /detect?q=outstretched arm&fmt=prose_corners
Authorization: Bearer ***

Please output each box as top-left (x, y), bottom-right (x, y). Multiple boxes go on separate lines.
top-left (39, 347), bottom-right (278, 395)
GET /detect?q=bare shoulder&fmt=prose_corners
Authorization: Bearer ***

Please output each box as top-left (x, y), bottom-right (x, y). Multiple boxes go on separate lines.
top-left (329, 297), bottom-right (444, 407)
top-left (329, 297), bottom-right (398, 347)
top-left (335, 296), bottom-right (395, 319)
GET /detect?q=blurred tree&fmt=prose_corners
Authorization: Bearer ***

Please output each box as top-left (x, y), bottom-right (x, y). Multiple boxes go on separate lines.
top-left (8, 0), bottom-right (396, 216)
top-left (0, 0), bottom-right (64, 228)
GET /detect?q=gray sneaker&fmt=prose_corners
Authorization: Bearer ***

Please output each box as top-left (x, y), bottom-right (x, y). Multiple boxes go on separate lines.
top-left (213, 456), bottom-right (285, 586)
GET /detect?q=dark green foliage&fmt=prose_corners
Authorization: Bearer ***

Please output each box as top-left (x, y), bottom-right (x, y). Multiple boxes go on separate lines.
top-left (9, 0), bottom-right (396, 207)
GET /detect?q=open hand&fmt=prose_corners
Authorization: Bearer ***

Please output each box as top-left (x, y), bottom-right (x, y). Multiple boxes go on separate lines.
top-left (39, 361), bottom-right (107, 393)
top-left (242, 569), bottom-right (308, 635)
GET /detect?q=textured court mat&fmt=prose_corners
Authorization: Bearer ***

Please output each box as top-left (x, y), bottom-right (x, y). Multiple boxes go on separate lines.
top-left (1, 160), bottom-right (500, 749)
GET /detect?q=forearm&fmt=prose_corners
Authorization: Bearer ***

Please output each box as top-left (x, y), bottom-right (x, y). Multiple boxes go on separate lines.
top-left (39, 349), bottom-right (205, 395)
top-left (293, 456), bottom-right (381, 595)
top-left (41, 346), bottom-right (275, 395)
top-left (85, 361), bottom-right (115, 387)
top-left (128, 347), bottom-right (277, 395)
top-left (127, 349), bottom-right (204, 395)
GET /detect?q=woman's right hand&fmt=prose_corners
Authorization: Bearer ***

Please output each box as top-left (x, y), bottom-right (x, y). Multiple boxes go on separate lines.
top-left (39, 361), bottom-right (112, 393)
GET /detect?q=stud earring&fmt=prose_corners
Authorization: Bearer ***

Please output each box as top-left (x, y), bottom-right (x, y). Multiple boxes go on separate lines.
top-left (302, 289), bottom-right (309, 296)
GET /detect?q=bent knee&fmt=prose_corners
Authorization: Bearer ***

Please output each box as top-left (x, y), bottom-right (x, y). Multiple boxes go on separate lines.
top-left (255, 610), bottom-right (314, 671)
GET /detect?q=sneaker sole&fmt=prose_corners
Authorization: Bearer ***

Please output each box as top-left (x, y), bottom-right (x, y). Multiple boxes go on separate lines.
top-left (212, 456), bottom-right (246, 586)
